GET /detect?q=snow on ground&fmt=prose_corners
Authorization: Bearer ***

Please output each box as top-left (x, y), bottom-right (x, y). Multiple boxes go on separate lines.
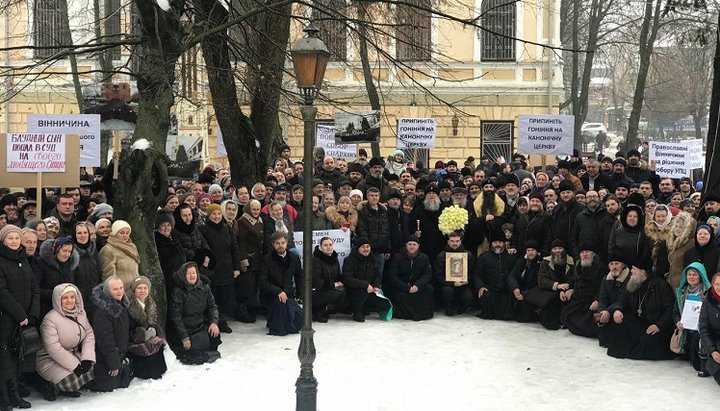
top-left (34, 314), bottom-right (719, 411)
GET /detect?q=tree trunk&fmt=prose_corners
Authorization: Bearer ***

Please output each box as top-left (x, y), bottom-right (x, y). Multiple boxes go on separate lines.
top-left (58, 0), bottom-right (83, 109)
top-left (704, 17), bottom-right (720, 194)
top-left (112, 0), bottom-right (184, 325)
top-left (626, 0), bottom-right (662, 151)
top-left (357, 1), bottom-right (381, 158)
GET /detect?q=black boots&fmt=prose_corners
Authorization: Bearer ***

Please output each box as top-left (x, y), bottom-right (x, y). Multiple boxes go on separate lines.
top-left (352, 313), bottom-right (365, 322)
top-left (218, 321), bottom-right (233, 333)
top-left (0, 381), bottom-right (11, 411)
top-left (7, 380), bottom-right (31, 409)
top-left (235, 305), bottom-right (256, 324)
top-left (42, 380), bottom-right (56, 402)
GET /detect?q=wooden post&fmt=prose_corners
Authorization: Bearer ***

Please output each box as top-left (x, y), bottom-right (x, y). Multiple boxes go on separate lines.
top-left (112, 132), bottom-right (121, 179)
top-left (36, 172), bottom-right (43, 217)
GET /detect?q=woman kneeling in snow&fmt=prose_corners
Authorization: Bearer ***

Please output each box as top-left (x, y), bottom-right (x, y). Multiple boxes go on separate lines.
top-left (169, 262), bottom-right (221, 365)
top-left (126, 276), bottom-right (167, 379)
top-left (36, 283), bottom-right (95, 401)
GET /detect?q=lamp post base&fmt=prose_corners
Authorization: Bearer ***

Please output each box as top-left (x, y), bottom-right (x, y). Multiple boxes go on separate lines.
top-left (296, 327), bottom-right (317, 411)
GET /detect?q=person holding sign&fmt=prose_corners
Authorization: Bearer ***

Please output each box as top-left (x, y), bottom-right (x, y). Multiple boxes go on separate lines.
top-left (698, 272), bottom-right (720, 386)
top-left (311, 237), bottom-right (348, 323)
top-left (673, 262), bottom-right (711, 375)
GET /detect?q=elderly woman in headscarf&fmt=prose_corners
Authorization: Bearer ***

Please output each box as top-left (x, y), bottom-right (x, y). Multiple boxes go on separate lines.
top-left (385, 149), bottom-right (407, 177)
top-left (94, 218), bottom-right (112, 252)
top-left (645, 204), bottom-right (673, 279)
top-left (683, 224), bottom-right (720, 290)
top-left (43, 216), bottom-right (60, 240)
top-left (36, 283), bottom-right (95, 401)
top-left (126, 276), bottom-right (167, 380)
top-left (674, 262), bottom-right (711, 376)
top-left (667, 212), bottom-right (697, 289)
top-left (36, 236), bottom-right (79, 317)
top-left (707, 216), bottom-right (720, 241)
top-left (98, 220), bottom-right (140, 291)
top-left (262, 201), bottom-right (296, 255)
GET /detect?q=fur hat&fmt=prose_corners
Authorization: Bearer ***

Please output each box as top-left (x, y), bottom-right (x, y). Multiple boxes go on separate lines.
top-left (206, 203), bottom-right (222, 216)
top-left (0, 225), bottom-right (21, 242)
top-left (551, 239), bottom-right (566, 250)
top-left (557, 160), bottom-right (571, 170)
top-left (626, 192), bottom-right (646, 208)
top-left (130, 276), bottom-right (152, 293)
top-left (155, 211), bottom-right (175, 229)
top-left (111, 220), bottom-right (131, 237)
top-left (368, 157), bottom-right (384, 168)
top-left (528, 191), bottom-right (545, 203)
top-left (503, 173), bottom-right (520, 187)
top-left (558, 180), bottom-right (575, 193)
top-left (347, 162), bottom-right (366, 175)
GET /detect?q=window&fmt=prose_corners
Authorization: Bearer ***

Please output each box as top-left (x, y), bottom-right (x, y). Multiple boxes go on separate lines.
top-left (105, 0), bottom-right (122, 61)
top-left (33, 0), bottom-right (68, 59)
top-left (395, 0), bottom-right (431, 62)
top-left (480, 0), bottom-right (516, 62)
top-left (313, 0), bottom-right (348, 61)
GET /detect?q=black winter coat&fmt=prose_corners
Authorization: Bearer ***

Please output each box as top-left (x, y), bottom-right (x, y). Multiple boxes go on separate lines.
top-left (89, 285), bottom-right (129, 392)
top-left (73, 241), bottom-right (102, 307)
top-left (569, 256), bottom-right (605, 304)
top-left (615, 275), bottom-right (674, 331)
top-left (538, 256), bottom-right (575, 290)
top-left (36, 240), bottom-right (79, 317)
top-left (683, 239), bottom-right (720, 280)
top-left (410, 205), bottom-right (446, 262)
top-left (170, 263), bottom-right (219, 343)
top-left (312, 247), bottom-right (342, 291)
top-left (237, 216), bottom-right (264, 269)
top-left (154, 231), bottom-right (187, 291)
top-left (0, 244), bottom-right (40, 325)
top-left (174, 226), bottom-right (212, 267)
top-left (258, 251), bottom-right (302, 298)
top-left (513, 211), bottom-right (552, 255)
top-left (626, 165), bottom-right (657, 185)
top-left (387, 207), bottom-right (410, 255)
top-left (597, 269), bottom-right (630, 312)
top-left (356, 203), bottom-right (391, 253)
top-left (342, 250), bottom-right (381, 290)
top-left (550, 200), bottom-right (584, 257)
top-left (474, 251), bottom-right (519, 292)
top-left (199, 219), bottom-right (242, 286)
top-left (571, 206), bottom-right (609, 260)
top-left (699, 293), bottom-right (720, 374)
top-left (507, 256), bottom-right (541, 291)
top-left (609, 209), bottom-right (650, 267)
top-left (580, 173), bottom-right (612, 192)
top-left (386, 250), bottom-right (433, 293)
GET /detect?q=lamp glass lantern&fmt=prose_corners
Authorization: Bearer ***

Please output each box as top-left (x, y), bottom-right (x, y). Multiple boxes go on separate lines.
top-left (290, 24), bottom-right (331, 105)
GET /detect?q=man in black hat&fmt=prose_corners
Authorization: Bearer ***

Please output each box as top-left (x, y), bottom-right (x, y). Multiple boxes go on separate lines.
top-left (614, 181), bottom-right (630, 204)
top-left (571, 190), bottom-right (608, 261)
top-left (698, 191), bottom-right (720, 223)
top-left (557, 160), bottom-right (582, 192)
top-left (386, 189), bottom-right (410, 256)
top-left (503, 173), bottom-right (522, 218)
top-left (561, 243), bottom-right (606, 338)
top-left (608, 158), bottom-right (634, 193)
top-left (606, 258), bottom-right (675, 360)
top-left (410, 185), bottom-right (445, 263)
top-left (386, 235), bottom-right (434, 320)
top-left (473, 228), bottom-right (519, 320)
top-left (466, 178), bottom-right (507, 256)
top-left (341, 236), bottom-right (391, 322)
top-left (346, 162), bottom-right (366, 188)
top-left (435, 232), bottom-right (475, 316)
top-left (508, 240), bottom-right (542, 322)
top-left (357, 157), bottom-right (391, 201)
top-left (533, 239), bottom-right (575, 330)
top-left (596, 251), bottom-right (631, 347)
top-left (451, 187), bottom-right (468, 209)
top-left (551, 180), bottom-right (584, 258)
top-left (19, 201), bottom-right (38, 226)
top-left (512, 191), bottom-right (552, 255)
top-left (625, 149), bottom-right (658, 185)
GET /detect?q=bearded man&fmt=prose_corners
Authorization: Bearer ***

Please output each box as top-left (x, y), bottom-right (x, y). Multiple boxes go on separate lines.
top-left (596, 252), bottom-right (631, 347)
top-left (466, 178), bottom-right (507, 256)
top-left (561, 245), bottom-right (606, 338)
top-left (606, 258), bottom-right (675, 360)
top-left (473, 230), bottom-right (519, 320)
top-left (410, 186), bottom-right (446, 263)
top-left (357, 157), bottom-right (392, 201)
top-left (571, 190), bottom-right (607, 261)
top-left (513, 192), bottom-right (552, 255)
top-left (528, 240), bottom-right (575, 330)
top-left (451, 187), bottom-right (468, 209)
top-left (550, 180), bottom-right (584, 258)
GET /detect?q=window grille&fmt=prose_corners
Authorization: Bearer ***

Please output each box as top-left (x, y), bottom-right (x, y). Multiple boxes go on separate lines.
top-left (480, 0), bottom-right (516, 62)
top-left (395, 0), bottom-right (432, 62)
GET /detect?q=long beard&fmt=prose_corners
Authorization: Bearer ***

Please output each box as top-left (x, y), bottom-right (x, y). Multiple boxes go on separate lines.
top-left (493, 246), bottom-right (504, 254)
top-left (580, 257), bottom-right (593, 268)
top-left (452, 198), bottom-right (467, 208)
top-left (609, 269), bottom-right (621, 278)
top-left (551, 254), bottom-right (566, 267)
top-left (481, 191), bottom-right (496, 214)
top-left (423, 197), bottom-right (440, 212)
top-left (370, 170), bottom-right (382, 179)
top-left (626, 274), bottom-right (646, 292)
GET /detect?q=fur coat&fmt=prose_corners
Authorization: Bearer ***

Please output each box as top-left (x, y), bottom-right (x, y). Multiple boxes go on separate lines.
top-left (666, 212), bottom-right (697, 289)
top-left (325, 205), bottom-right (358, 232)
top-left (645, 219), bottom-right (672, 279)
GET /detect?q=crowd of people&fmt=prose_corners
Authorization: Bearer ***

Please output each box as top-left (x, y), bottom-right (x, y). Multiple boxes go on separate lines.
top-left (1, 143), bottom-right (720, 408)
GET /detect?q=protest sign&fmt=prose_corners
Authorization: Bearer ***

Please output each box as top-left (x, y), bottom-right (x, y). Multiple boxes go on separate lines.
top-left (316, 124), bottom-right (356, 159)
top-left (293, 229), bottom-right (352, 268)
top-left (687, 139), bottom-right (704, 169)
top-left (517, 114), bottom-right (574, 156)
top-left (28, 114), bottom-right (101, 167)
top-left (649, 141), bottom-right (691, 178)
top-left (334, 111), bottom-right (381, 143)
top-left (397, 118), bottom-right (436, 149)
top-left (7, 133), bottom-right (66, 172)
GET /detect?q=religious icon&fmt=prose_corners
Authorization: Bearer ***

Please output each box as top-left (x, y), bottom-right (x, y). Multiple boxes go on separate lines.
top-left (445, 252), bottom-right (468, 283)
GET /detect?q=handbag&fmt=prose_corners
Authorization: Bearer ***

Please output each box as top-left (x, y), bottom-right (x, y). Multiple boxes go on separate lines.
top-left (670, 329), bottom-right (685, 354)
top-left (118, 358), bottom-right (134, 389)
top-left (12, 326), bottom-right (41, 359)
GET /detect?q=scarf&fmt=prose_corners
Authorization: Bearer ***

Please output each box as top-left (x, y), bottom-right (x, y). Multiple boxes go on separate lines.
top-left (274, 218), bottom-right (288, 234)
top-left (106, 236), bottom-right (140, 264)
top-left (678, 282), bottom-right (706, 314)
top-left (711, 286), bottom-right (720, 303)
top-left (241, 212), bottom-right (260, 226)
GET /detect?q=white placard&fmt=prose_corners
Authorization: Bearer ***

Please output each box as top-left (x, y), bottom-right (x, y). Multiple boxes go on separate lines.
top-left (649, 141), bottom-right (691, 178)
top-left (27, 114), bottom-right (100, 167)
top-left (687, 139), bottom-right (704, 169)
top-left (680, 299), bottom-right (702, 331)
top-left (517, 114), bottom-right (574, 155)
top-left (316, 124), bottom-right (356, 159)
top-left (7, 133), bottom-right (66, 172)
top-left (216, 124), bottom-right (227, 157)
top-left (293, 229), bottom-right (352, 268)
top-left (397, 118), bottom-right (436, 148)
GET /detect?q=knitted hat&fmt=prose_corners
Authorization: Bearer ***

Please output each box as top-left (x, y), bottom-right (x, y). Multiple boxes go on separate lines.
top-left (197, 193), bottom-right (211, 203)
top-left (349, 189), bottom-right (363, 200)
top-left (207, 203), bottom-right (222, 216)
top-left (525, 239), bottom-right (539, 251)
top-left (558, 180), bottom-right (575, 193)
top-left (90, 203), bottom-right (114, 218)
top-left (52, 236), bottom-right (74, 255)
top-left (130, 276), bottom-right (152, 293)
top-left (368, 157), bottom-right (384, 168)
top-left (627, 149), bottom-right (641, 159)
top-left (155, 211), bottom-right (175, 229)
top-left (0, 225), bottom-right (21, 242)
top-left (406, 234), bottom-right (420, 244)
top-left (354, 236), bottom-right (370, 248)
top-left (550, 239), bottom-right (565, 249)
top-left (612, 158), bottom-right (627, 168)
top-left (111, 220), bottom-right (131, 237)
top-left (208, 184), bottom-right (223, 194)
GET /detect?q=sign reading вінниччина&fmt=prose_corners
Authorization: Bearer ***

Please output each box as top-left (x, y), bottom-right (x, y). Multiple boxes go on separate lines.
top-left (7, 133), bottom-right (66, 172)
top-left (517, 114), bottom-right (574, 156)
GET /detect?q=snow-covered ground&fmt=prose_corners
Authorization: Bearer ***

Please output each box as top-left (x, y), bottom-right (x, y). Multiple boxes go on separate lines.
top-left (33, 314), bottom-right (719, 411)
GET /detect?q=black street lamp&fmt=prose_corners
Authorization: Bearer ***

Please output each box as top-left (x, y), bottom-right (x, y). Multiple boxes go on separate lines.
top-left (290, 22), bottom-right (330, 411)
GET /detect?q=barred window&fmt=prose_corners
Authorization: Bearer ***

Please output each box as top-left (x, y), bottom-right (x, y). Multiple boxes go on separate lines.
top-left (106, 0), bottom-right (122, 61)
top-left (480, 0), bottom-right (516, 62)
top-left (395, 0), bottom-right (432, 62)
top-left (33, 0), bottom-right (67, 59)
top-left (312, 0), bottom-right (348, 61)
